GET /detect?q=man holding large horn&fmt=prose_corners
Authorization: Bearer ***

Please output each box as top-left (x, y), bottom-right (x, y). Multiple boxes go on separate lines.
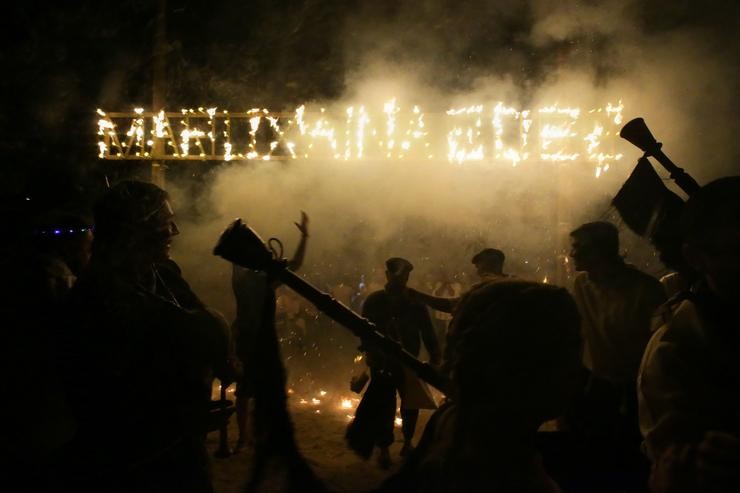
top-left (639, 177), bottom-right (740, 493)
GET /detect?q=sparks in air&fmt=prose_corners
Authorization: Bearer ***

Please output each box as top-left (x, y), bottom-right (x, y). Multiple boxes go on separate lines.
top-left (96, 99), bottom-right (624, 176)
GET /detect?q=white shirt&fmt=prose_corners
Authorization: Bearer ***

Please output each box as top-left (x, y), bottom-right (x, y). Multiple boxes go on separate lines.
top-left (572, 265), bottom-right (665, 383)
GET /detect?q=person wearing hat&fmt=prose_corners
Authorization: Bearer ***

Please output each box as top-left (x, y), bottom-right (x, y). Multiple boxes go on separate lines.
top-left (403, 248), bottom-right (512, 373)
top-left (409, 248), bottom-right (511, 316)
top-left (347, 257), bottom-right (441, 468)
top-left (472, 248), bottom-right (508, 283)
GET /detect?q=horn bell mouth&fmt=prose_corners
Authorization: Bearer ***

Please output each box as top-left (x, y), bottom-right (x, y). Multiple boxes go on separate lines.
top-left (620, 117), bottom-right (659, 154)
top-left (213, 218), bottom-right (273, 271)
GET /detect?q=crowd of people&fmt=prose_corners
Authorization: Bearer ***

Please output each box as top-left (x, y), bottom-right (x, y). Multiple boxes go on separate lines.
top-left (2, 174), bottom-right (739, 493)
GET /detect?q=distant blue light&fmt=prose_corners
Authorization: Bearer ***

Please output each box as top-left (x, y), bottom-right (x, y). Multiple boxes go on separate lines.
top-left (37, 226), bottom-right (92, 237)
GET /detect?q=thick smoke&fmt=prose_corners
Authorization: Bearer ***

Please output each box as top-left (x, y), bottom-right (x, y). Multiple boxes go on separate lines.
top-left (158, 6), bottom-right (728, 399)
top-left (12, 0), bottom-right (721, 394)
top-left (171, 0), bottom-right (740, 321)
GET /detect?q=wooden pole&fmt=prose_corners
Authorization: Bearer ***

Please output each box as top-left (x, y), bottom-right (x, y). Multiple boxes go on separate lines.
top-left (151, 0), bottom-right (167, 189)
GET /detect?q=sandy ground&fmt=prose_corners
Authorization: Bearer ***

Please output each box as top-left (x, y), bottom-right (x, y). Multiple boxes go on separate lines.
top-left (206, 395), bottom-right (433, 493)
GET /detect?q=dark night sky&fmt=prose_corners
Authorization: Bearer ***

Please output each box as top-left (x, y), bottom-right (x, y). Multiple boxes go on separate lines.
top-left (3, 0), bottom-right (740, 212)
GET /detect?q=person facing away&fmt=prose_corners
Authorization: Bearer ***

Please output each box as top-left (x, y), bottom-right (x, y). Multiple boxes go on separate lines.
top-left (638, 176), bottom-right (740, 493)
top-left (377, 280), bottom-right (583, 493)
top-left (347, 257), bottom-right (441, 468)
top-left (57, 180), bottom-right (234, 493)
top-left (410, 247), bottom-right (510, 315)
top-left (568, 221), bottom-right (666, 492)
top-left (231, 211), bottom-right (308, 452)
top-left (408, 248), bottom-right (511, 373)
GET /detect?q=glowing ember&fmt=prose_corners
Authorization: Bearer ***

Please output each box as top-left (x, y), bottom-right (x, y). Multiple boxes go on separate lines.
top-left (340, 398), bottom-right (353, 410)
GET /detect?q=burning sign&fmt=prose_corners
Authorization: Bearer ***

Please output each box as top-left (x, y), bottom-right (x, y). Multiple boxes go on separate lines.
top-left (97, 99), bottom-right (623, 176)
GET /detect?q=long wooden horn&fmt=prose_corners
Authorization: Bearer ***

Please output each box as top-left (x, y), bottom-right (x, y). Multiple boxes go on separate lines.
top-left (619, 118), bottom-right (700, 196)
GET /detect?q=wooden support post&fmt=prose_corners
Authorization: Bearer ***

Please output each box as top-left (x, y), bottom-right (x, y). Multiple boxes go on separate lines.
top-left (152, 0), bottom-right (167, 189)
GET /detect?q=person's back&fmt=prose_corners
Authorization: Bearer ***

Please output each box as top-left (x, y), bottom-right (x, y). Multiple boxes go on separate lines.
top-left (230, 212), bottom-right (308, 452)
top-left (362, 288), bottom-right (436, 360)
top-left (378, 281), bottom-right (582, 493)
top-left (232, 265), bottom-right (269, 384)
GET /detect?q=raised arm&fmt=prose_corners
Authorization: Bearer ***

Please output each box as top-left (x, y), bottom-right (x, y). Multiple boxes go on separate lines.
top-left (407, 287), bottom-right (459, 314)
top-left (287, 211), bottom-right (309, 272)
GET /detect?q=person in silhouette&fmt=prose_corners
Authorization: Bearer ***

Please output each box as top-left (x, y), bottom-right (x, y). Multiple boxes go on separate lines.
top-left (639, 177), bottom-right (740, 493)
top-left (378, 280), bottom-right (582, 492)
top-left (348, 257), bottom-right (441, 468)
top-left (58, 180), bottom-right (233, 493)
top-left (231, 212), bottom-right (308, 451)
top-left (568, 221), bottom-right (666, 492)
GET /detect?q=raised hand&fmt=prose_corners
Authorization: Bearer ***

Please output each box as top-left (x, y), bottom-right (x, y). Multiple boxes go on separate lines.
top-left (294, 211), bottom-right (309, 237)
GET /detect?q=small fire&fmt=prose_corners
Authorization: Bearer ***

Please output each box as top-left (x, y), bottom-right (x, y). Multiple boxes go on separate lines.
top-left (394, 417), bottom-right (403, 428)
top-left (341, 398), bottom-right (353, 410)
